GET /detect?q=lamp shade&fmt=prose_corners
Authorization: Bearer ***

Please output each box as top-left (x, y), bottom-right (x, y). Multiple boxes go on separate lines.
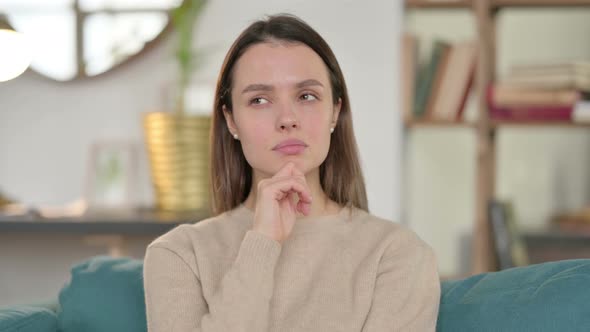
top-left (0, 29), bottom-right (32, 82)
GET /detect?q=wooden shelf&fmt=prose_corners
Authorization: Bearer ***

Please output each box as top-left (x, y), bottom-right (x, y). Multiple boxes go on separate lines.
top-left (0, 208), bottom-right (209, 235)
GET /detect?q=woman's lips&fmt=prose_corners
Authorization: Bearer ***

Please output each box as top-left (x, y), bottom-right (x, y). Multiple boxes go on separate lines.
top-left (273, 139), bottom-right (307, 155)
top-left (274, 145), bottom-right (307, 155)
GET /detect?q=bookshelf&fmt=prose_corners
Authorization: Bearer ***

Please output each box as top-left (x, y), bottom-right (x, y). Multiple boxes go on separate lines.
top-left (404, 0), bottom-right (590, 274)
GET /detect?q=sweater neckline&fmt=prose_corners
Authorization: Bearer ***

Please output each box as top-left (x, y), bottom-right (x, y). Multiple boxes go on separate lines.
top-left (235, 203), bottom-right (352, 234)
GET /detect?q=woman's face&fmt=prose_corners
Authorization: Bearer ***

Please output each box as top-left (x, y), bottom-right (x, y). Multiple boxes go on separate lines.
top-left (224, 41), bottom-right (341, 177)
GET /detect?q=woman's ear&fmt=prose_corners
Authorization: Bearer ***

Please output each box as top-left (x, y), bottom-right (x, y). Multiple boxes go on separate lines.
top-left (222, 105), bottom-right (238, 135)
top-left (332, 98), bottom-right (342, 128)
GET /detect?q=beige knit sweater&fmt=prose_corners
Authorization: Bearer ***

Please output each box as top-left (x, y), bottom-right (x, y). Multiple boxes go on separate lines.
top-left (143, 204), bottom-right (440, 331)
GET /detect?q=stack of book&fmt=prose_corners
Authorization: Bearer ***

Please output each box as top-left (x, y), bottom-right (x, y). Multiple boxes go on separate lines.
top-left (402, 34), bottom-right (477, 123)
top-left (552, 206), bottom-right (590, 233)
top-left (489, 61), bottom-right (590, 123)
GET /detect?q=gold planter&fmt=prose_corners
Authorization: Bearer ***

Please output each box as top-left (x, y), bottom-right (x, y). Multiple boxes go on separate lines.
top-left (143, 112), bottom-right (211, 212)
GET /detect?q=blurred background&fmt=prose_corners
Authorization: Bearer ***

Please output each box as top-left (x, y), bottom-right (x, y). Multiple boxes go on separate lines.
top-left (1, 0), bottom-right (590, 308)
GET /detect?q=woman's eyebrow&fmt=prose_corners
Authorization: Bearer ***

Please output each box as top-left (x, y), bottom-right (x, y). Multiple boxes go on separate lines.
top-left (242, 84), bottom-right (273, 94)
top-left (241, 79), bottom-right (324, 94)
top-left (296, 79), bottom-right (324, 89)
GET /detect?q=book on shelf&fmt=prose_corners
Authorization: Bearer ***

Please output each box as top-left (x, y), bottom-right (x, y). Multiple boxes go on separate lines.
top-left (487, 86), bottom-right (574, 122)
top-left (427, 40), bottom-right (476, 121)
top-left (503, 60), bottom-right (590, 92)
top-left (490, 84), bottom-right (581, 108)
top-left (406, 38), bottom-right (476, 123)
top-left (489, 106), bottom-right (573, 122)
top-left (402, 33), bottom-right (418, 123)
top-left (424, 41), bottom-right (452, 119)
top-left (489, 199), bottom-right (529, 270)
top-left (490, 59), bottom-right (590, 123)
top-left (489, 103), bottom-right (590, 124)
top-left (552, 206), bottom-right (590, 233)
top-left (413, 40), bottom-right (451, 119)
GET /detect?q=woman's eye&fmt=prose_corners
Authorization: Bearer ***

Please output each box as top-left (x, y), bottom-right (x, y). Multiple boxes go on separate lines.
top-left (300, 93), bottom-right (318, 101)
top-left (250, 97), bottom-right (269, 105)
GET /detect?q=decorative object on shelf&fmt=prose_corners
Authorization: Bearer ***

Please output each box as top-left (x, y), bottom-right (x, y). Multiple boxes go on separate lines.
top-left (143, 0), bottom-right (211, 213)
top-left (143, 112), bottom-right (211, 212)
top-left (85, 141), bottom-right (139, 212)
top-left (573, 101), bottom-right (590, 123)
top-left (0, 190), bottom-right (16, 209)
top-left (488, 199), bottom-right (529, 270)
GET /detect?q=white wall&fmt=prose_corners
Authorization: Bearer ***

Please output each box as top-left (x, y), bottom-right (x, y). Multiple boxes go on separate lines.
top-left (405, 8), bottom-right (590, 277)
top-left (0, 0), bottom-right (403, 306)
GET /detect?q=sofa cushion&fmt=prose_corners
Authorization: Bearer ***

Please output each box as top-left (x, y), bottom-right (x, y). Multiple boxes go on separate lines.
top-left (438, 259), bottom-right (590, 332)
top-left (57, 256), bottom-right (146, 332)
top-left (0, 305), bottom-right (57, 332)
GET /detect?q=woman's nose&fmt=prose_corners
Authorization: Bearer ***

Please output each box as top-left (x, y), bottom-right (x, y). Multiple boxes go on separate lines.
top-left (277, 104), bottom-right (299, 131)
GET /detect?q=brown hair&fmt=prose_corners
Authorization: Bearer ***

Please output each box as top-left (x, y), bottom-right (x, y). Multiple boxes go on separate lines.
top-left (209, 14), bottom-right (368, 215)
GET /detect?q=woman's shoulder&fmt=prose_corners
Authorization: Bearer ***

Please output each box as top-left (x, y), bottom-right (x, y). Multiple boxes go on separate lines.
top-left (349, 207), bottom-right (414, 235)
top-left (147, 206), bottom-right (251, 255)
top-left (350, 207), bottom-right (434, 257)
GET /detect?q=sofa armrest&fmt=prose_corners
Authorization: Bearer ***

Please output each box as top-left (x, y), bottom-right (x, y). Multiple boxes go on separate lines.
top-left (0, 305), bottom-right (58, 332)
top-left (438, 259), bottom-right (590, 331)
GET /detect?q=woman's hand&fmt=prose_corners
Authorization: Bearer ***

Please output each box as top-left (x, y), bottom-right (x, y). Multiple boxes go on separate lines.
top-left (251, 162), bottom-right (313, 244)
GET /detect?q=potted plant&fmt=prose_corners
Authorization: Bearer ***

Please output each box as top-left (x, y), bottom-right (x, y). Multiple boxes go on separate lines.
top-left (143, 0), bottom-right (210, 213)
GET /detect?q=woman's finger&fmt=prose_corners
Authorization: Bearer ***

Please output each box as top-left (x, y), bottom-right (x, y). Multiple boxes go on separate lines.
top-left (264, 178), bottom-right (312, 204)
top-left (297, 199), bottom-right (311, 216)
top-left (273, 162), bottom-right (295, 179)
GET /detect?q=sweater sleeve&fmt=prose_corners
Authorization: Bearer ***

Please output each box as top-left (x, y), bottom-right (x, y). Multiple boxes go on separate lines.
top-left (143, 230), bottom-right (282, 332)
top-left (361, 238), bottom-right (441, 332)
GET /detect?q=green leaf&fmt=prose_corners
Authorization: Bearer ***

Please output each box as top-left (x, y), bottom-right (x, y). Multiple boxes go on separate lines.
top-left (170, 0), bottom-right (208, 113)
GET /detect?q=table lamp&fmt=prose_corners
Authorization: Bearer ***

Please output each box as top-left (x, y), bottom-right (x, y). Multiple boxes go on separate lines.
top-left (0, 15), bottom-right (31, 210)
top-left (0, 15), bottom-right (32, 82)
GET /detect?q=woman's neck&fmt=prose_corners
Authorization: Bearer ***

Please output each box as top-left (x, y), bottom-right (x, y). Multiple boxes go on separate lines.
top-left (243, 167), bottom-right (340, 219)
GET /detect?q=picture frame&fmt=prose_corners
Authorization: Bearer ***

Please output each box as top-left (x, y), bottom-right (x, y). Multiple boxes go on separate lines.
top-left (85, 141), bottom-right (138, 212)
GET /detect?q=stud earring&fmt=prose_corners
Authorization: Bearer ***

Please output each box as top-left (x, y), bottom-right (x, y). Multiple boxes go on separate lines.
top-left (233, 133), bottom-right (239, 140)
top-left (330, 127), bottom-right (334, 134)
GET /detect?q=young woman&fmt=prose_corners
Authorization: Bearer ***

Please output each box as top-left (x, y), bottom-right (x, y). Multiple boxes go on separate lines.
top-left (144, 14), bottom-right (440, 331)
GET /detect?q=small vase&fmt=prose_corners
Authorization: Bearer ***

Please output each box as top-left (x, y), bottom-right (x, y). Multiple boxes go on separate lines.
top-left (143, 112), bottom-right (211, 212)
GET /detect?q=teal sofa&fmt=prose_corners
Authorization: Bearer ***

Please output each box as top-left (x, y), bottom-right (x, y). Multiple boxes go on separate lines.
top-left (1, 256), bottom-right (589, 332)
